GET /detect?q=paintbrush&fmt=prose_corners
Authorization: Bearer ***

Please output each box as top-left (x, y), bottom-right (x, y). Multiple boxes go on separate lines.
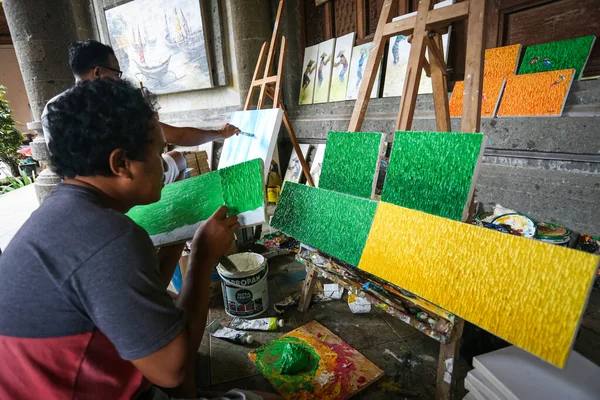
top-left (239, 131), bottom-right (255, 138)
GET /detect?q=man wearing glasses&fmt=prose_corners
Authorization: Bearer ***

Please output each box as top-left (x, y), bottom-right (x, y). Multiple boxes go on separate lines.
top-left (42, 40), bottom-right (241, 186)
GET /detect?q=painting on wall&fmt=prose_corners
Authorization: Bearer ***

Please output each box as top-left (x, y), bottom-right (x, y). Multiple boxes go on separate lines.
top-left (346, 43), bottom-right (382, 100)
top-left (309, 144), bottom-right (327, 187)
top-left (299, 44), bottom-right (319, 105)
top-left (328, 32), bottom-right (355, 102)
top-left (104, 0), bottom-right (213, 95)
top-left (283, 144), bottom-right (312, 186)
top-left (313, 39), bottom-right (336, 104)
top-left (218, 109), bottom-right (284, 183)
top-left (382, 0), bottom-right (453, 97)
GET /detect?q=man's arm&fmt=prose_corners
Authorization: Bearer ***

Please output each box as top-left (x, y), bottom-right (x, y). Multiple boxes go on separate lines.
top-left (160, 122), bottom-right (240, 146)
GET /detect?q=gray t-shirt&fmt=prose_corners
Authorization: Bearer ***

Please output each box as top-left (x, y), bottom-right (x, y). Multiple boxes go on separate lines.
top-left (0, 183), bottom-right (186, 361)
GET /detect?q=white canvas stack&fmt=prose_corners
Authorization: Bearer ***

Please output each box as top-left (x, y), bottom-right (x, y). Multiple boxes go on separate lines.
top-left (464, 346), bottom-right (600, 400)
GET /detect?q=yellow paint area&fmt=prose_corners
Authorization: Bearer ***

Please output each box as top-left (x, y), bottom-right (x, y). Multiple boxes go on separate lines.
top-left (358, 202), bottom-right (599, 368)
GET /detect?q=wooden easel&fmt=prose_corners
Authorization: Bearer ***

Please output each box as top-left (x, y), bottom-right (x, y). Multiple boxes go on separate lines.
top-left (298, 1), bottom-right (486, 399)
top-left (243, 0), bottom-right (314, 186)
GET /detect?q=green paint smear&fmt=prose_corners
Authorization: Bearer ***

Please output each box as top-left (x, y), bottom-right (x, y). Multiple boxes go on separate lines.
top-left (517, 36), bottom-right (595, 80)
top-left (271, 182), bottom-right (377, 266)
top-left (127, 159), bottom-right (264, 236)
top-left (319, 131), bottom-right (383, 198)
top-left (381, 131), bottom-right (483, 221)
top-left (278, 342), bottom-right (316, 374)
top-left (254, 336), bottom-right (320, 392)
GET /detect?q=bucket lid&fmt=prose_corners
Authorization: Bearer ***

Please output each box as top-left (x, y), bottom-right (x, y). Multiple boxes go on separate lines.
top-left (217, 252), bottom-right (266, 278)
top-left (535, 222), bottom-right (571, 240)
top-left (490, 213), bottom-right (537, 238)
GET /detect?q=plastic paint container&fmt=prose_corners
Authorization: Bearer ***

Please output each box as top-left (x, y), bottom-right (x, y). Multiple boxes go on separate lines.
top-left (491, 213), bottom-right (537, 238)
top-left (217, 253), bottom-right (269, 318)
top-left (535, 222), bottom-right (571, 247)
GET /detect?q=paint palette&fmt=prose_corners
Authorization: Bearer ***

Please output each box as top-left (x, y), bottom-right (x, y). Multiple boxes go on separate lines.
top-left (249, 321), bottom-right (383, 399)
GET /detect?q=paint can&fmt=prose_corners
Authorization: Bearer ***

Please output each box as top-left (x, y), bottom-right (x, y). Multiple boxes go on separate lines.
top-left (217, 253), bottom-right (269, 318)
top-left (534, 222), bottom-right (571, 247)
top-left (490, 213), bottom-right (537, 238)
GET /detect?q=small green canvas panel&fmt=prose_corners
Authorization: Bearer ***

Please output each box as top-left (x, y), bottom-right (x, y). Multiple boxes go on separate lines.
top-left (128, 159), bottom-right (265, 245)
top-left (517, 36), bottom-right (596, 80)
top-left (271, 182), bottom-right (377, 266)
top-left (318, 131), bottom-right (384, 199)
top-left (381, 131), bottom-right (484, 221)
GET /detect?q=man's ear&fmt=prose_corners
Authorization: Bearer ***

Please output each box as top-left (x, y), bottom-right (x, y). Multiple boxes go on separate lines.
top-left (92, 66), bottom-right (102, 79)
top-left (109, 149), bottom-right (132, 179)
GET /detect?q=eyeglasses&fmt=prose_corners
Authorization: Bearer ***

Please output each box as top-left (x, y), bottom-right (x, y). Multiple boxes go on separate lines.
top-left (98, 65), bottom-right (123, 78)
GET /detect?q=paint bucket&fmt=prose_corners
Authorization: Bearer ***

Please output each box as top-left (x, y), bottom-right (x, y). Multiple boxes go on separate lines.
top-left (490, 213), bottom-right (537, 238)
top-left (217, 253), bottom-right (269, 318)
top-left (534, 222), bottom-right (571, 247)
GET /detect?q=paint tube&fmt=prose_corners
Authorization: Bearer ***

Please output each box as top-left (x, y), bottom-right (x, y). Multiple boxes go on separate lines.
top-left (206, 320), bottom-right (253, 345)
top-left (229, 317), bottom-right (284, 331)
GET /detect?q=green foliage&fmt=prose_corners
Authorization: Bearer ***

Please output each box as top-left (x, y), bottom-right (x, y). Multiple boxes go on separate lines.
top-left (0, 170), bottom-right (36, 195)
top-left (0, 85), bottom-right (24, 177)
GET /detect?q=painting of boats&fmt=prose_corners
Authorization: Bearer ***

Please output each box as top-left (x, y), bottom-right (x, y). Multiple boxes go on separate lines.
top-left (105, 0), bottom-right (213, 94)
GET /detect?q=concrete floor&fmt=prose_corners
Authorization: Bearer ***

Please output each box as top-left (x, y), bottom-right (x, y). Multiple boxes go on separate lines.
top-left (198, 254), bottom-right (600, 400)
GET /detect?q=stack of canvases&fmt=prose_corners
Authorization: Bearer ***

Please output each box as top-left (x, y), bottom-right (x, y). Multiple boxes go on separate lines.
top-left (271, 130), bottom-right (599, 370)
top-left (449, 35), bottom-right (596, 118)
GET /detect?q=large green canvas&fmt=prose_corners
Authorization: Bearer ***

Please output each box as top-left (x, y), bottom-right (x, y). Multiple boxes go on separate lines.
top-left (381, 131), bottom-right (484, 221)
top-left (318, 131), bottom-right (384, 199)
top-left (517, 36), bottom-right (596, 80)
top-left (128, 158), bottom-right (265, 245)
top-left (271, 183), bottom-right (377, 266)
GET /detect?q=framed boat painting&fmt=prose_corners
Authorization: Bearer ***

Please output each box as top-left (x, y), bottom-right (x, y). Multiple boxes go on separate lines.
top-left (104, 0), bottom-right (214, 94)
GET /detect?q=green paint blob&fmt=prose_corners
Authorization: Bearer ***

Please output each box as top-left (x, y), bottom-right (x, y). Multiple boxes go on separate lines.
top-left (254, 336), bottom-right (320, 392)
top-left (517, 36), bottom-right (595, 80)
top-left (319, 131), bottom-right (383, 198)
top-left (127, 159), bottom-right (265, 236)
top-left (271, 182), bottom-right (377, 266)
top-left (381, 131), bottom-right (483, 221)
top-left (278, 342), bottom-right (314, 375)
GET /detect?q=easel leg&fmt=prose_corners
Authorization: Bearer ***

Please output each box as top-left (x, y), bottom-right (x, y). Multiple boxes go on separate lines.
top-left (298, 265), bottom-right (319, 312)
top-left (435, 318), bottom-right (465, 400)
top-left (428, 33), bottom-right (451, 132)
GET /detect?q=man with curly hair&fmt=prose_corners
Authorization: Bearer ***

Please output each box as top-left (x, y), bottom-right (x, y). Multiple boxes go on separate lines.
top-left (0, 79), bottom-right (277, 400)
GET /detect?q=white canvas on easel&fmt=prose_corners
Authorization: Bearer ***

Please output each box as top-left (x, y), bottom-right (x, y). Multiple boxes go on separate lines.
top-left (346, 42), bottom-right (382, 100)
top-left (217, 109), bottom-right (284, 183)
top-left (313, 38), bottom-right (336, 103)
top-left (329, 32), bottom-right (355, 102)
top-left (382, 0), bottom-right (454, 97)
top-left (299, 44), bottom-right (319, 105)
top-left (309, 144), bottom-right (326, 187)
top-left (283, 144), bottom-right (311, 185)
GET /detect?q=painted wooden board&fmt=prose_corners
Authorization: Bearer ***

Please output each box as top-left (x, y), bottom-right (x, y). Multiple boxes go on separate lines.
top-left (313, 38), bottom-right (336, 104)
top-left (128, 159), bottom-right (266, 246)
top-left (382, 0), bottom-right (453, 97)
top-left (484, 44), bottom-right (522, 79)
top-left (381, 131), bottom-right (485, 221)
top-left (358, 201), bottom-right (600, 368)
top-left (249, 320), bottom-right (384, 399)
top-left (283, 144), bottom-right (311, 186)
top-left (329, 32), bottom-right (355, 102)
top-left (346, 42), bottom-right (382, 100)
top-left (319, 131), bottom-right (384, 199)
top-left (517, 36), bottom-right (596, 80)
top-left (299, 44), bottom-right (319, 105)
top-left (218, 109), bottom-right (284, 182)
top-left (449, 77), bottom-right (506, 118)
top-left (497, 69), bottom-right (574, 117)
top-left (309, 144), bottom-right (326, 188)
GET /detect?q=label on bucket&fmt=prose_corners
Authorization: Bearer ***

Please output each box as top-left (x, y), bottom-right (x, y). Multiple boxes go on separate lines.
top-left (219, 267), bottom-right (268, 287)
top-left (222, 282), bottom-right (269, 317)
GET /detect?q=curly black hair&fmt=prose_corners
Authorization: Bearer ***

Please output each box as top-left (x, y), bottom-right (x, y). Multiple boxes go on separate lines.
top-left (69, 40), bottom-right (115, 76)
top-left (46, 79), bottom-right (159, 179)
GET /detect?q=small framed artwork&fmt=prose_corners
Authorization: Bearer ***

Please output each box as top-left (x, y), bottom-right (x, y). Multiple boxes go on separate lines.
top-left (104, 0), bottom-right (214, 94)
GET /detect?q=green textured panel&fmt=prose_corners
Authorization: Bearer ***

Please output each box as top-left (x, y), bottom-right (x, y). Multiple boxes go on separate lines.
top-left (271, 182), bottom-right (377, 266)
top-left (128, 159), bottom-right (265, 237)
top-left (517, 36), bottom-right (596, 80)
top-left (319, 131), bottom-right (383, 198)
top-left (381, 131), bottom-right (484, 221)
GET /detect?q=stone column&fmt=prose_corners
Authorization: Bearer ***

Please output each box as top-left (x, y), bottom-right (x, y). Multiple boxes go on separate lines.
top-left (2, 0), bottom-right (92, 203)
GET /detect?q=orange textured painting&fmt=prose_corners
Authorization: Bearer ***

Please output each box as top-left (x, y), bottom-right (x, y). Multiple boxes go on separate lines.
top-left (449, 77), bottom-right (506, 118)
top-left (497, 69), bottom-right (575, 117)
top-left (484, 44), bottom-right (522, 79)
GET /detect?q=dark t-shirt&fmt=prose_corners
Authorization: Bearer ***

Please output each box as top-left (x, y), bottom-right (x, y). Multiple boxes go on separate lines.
top-left (0, 184), bottom-right (186, 399)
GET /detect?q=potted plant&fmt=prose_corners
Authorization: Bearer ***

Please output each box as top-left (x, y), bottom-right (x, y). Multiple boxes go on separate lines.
top-left (0, 85), bottom-right (23, 178)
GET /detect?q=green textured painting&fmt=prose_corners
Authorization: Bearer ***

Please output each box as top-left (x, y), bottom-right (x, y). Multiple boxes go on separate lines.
top-left (271, 182), bottom-right (377, 266)
top-left (381, 131), bottom-right (484, 221)
top-left (128, 158), bottom-right (266, 246)
top-left (318, 131), bottom-right (384, 199)
top-left (517, 36), bottom-right (596, 80)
